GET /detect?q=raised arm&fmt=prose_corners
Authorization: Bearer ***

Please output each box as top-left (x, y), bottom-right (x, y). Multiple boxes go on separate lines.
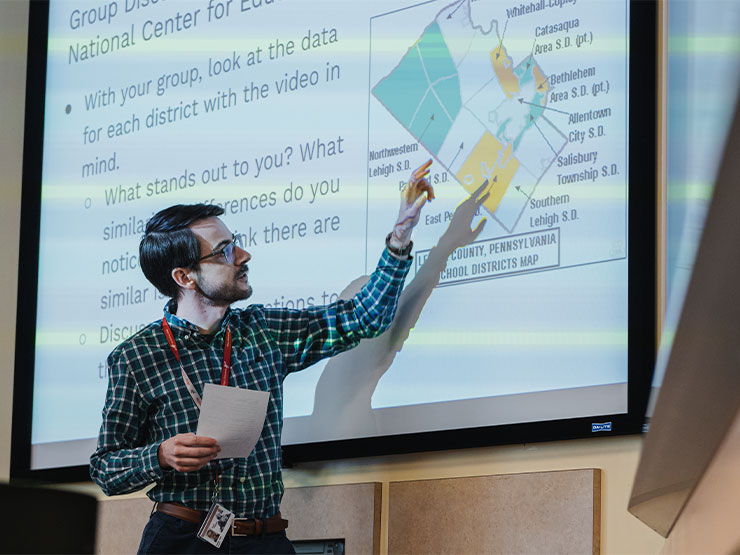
top-left (262, 160), bottom-right (436, 375)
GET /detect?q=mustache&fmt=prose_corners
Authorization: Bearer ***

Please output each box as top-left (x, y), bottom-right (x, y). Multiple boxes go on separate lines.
top-left (237, 265), bottom-right (249, 278)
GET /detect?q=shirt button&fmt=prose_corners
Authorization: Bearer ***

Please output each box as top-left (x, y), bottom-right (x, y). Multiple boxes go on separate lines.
top-left (240, 477), bottom-right (246, 483)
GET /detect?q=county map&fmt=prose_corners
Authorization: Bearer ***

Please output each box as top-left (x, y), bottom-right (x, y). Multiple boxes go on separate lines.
top-left (372, 0), bottom-right (567, 233)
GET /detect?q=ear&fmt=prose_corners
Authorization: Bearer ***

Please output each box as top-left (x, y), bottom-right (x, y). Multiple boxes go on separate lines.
top-left (171, 266), bottom-right (197, 292)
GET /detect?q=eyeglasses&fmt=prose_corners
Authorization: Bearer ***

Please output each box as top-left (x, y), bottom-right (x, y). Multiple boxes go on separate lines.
top-left (196, 234), bottom-right (241, 265)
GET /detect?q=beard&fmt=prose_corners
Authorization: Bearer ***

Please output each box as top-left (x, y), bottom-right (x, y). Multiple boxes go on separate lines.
top-left (192, 268), bottom-right (252, 306)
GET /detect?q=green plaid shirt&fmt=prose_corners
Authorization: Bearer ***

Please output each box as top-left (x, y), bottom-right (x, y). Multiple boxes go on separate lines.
top-left (90, 249), bottom-right (411, 518)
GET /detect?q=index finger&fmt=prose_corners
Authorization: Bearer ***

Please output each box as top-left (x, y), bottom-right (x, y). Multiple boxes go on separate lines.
top-left (471, 179), bottom-right (489, 199)
top-left (412, 159), bottom-right (433, 179)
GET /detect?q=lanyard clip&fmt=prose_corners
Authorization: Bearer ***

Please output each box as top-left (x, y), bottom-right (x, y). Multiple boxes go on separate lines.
top-left (211, 478), bottom-right (220, 503)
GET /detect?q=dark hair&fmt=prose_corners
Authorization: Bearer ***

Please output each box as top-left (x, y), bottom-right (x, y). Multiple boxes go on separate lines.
top-left (139, 204), bottom-right (225, 298)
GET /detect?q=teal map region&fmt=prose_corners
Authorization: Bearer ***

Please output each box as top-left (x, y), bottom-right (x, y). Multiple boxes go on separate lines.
top-left (372, 21), bottom-right (462, 155)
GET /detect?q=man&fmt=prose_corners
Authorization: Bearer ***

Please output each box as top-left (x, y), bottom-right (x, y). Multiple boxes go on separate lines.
top-left (90, 161), bottom-right (435, 554)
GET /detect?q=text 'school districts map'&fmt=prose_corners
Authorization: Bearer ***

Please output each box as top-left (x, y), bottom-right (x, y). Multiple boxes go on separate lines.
top-left (369, 0), bottom-right (627, 285)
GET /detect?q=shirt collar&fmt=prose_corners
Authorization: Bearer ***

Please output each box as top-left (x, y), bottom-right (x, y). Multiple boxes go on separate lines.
top-left (163, 299), bottom-right (233, 335)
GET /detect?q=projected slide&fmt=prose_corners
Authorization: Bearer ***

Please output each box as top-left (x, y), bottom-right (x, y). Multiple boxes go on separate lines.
top-left (32, 0), bottom-right (630, 468)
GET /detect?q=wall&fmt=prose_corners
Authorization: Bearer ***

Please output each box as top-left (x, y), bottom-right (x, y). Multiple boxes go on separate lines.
top-left (283, 437), bottom-right (665, 554)
top-left (0, 2), bottom-right (663, 553)
top-left (0, 0), bottom-right (27, 482)
top-left (660, 408), bottom-right (740, 554)
top-left (77, 436), bottom-right (663, 554)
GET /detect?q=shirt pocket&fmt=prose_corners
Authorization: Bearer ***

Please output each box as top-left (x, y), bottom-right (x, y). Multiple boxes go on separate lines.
top-left (230, 345), bottom-right (276, 392)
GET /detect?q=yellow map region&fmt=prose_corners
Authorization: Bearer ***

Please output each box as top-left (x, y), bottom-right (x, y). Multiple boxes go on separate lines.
top-left (456, 132), bottom-right (520, 215)
top-left (491, 43), bottom-right (551, 97)
top-left (491, 44), bottom-right (518, 98)
top-left (532, 64), bottom-right (549, 94)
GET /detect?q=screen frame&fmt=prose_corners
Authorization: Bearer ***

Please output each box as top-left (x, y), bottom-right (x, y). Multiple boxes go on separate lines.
top-left (11, 0), bottom-right (657, 482)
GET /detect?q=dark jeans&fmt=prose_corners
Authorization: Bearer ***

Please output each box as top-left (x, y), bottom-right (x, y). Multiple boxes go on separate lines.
top-left (137, 512), bottom-right (296, 554)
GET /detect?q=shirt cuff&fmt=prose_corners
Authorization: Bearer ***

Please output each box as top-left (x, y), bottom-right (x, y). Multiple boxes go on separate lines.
top-left (141, 442), bottom-right (165, 481)
top-left (380, 245), bottom-right (414, 269)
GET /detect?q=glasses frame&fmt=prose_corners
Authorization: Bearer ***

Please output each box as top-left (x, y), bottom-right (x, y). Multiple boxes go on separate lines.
top-left (195, 234), bottom-right (239, 265)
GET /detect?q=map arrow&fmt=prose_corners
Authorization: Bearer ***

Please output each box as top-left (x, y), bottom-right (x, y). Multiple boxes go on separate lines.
top-left (518, 98), bottom-right (570, 115)
top-left (446, 0), bottom-right (465, 19)
top-left (526, 38), bottom-right (536, 69)
top-left (530, 115), bottom-right (557, 156)
top-left (515, 185), bottom-right (531, 199)
top-left (536, 75), bottom-right (551, 91)
top-left (419, 114), bottom-right (434, 141)
top-left (495, 20), bottom-right (509, 59)
top-left (449, 142), bottom-right (464, 167)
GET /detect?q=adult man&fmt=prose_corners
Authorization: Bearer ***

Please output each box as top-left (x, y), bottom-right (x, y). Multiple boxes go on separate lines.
top-left (90, 161), bottom-right (435, 554)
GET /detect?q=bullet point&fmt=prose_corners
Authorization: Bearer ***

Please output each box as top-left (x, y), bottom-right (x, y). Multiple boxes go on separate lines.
top-left (79, 333), bottom-right (87, 345)
top-left (84, 198), bottom-right (92, 208)
top-left (65, 104), bottom-right (71, 114)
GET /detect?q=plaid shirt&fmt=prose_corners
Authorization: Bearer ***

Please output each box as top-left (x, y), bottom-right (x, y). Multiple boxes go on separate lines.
top-left (90, 249), bottom-right (411, 518)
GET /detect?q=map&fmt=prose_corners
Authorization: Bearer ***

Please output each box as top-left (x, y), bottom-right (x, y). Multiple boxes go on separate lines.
top-left (372, 0), bottom-right (567, 233)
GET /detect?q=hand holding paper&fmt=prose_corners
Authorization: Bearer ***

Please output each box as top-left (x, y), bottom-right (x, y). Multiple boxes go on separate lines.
top-left (196, 384), bottom-right (270, 459)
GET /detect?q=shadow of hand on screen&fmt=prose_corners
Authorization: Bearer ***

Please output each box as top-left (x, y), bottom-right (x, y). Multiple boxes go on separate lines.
top-left (309, 182), bottom-right (490, 440)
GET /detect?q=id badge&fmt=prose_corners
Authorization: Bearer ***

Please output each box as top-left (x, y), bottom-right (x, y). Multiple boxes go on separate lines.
top-left (197, 503), bottom-right (235, 548)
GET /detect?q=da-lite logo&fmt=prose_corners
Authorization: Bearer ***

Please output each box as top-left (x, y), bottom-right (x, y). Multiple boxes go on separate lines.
top-left (592, 422), bottom-right (612, 432)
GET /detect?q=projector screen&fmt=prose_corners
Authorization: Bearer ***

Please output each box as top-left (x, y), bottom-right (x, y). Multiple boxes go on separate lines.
top-left (14, 0), bottom-right (656, 477)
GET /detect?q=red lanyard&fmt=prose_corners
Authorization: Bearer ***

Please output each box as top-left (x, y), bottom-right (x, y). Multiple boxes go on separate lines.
top-left (161, 317), bottom-right (232, 409)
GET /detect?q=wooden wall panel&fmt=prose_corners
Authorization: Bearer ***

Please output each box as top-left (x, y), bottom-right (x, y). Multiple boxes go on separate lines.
top-left (388, 469), bottom-right (601, 555)
top-left (96, 497), bottom-right (151, 554)
top-left (281, 482), bottom-right (381, 554)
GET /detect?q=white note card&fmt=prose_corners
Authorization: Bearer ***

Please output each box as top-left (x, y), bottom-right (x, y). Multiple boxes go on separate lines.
top-left (196, 384), bottom-right (270, 459)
